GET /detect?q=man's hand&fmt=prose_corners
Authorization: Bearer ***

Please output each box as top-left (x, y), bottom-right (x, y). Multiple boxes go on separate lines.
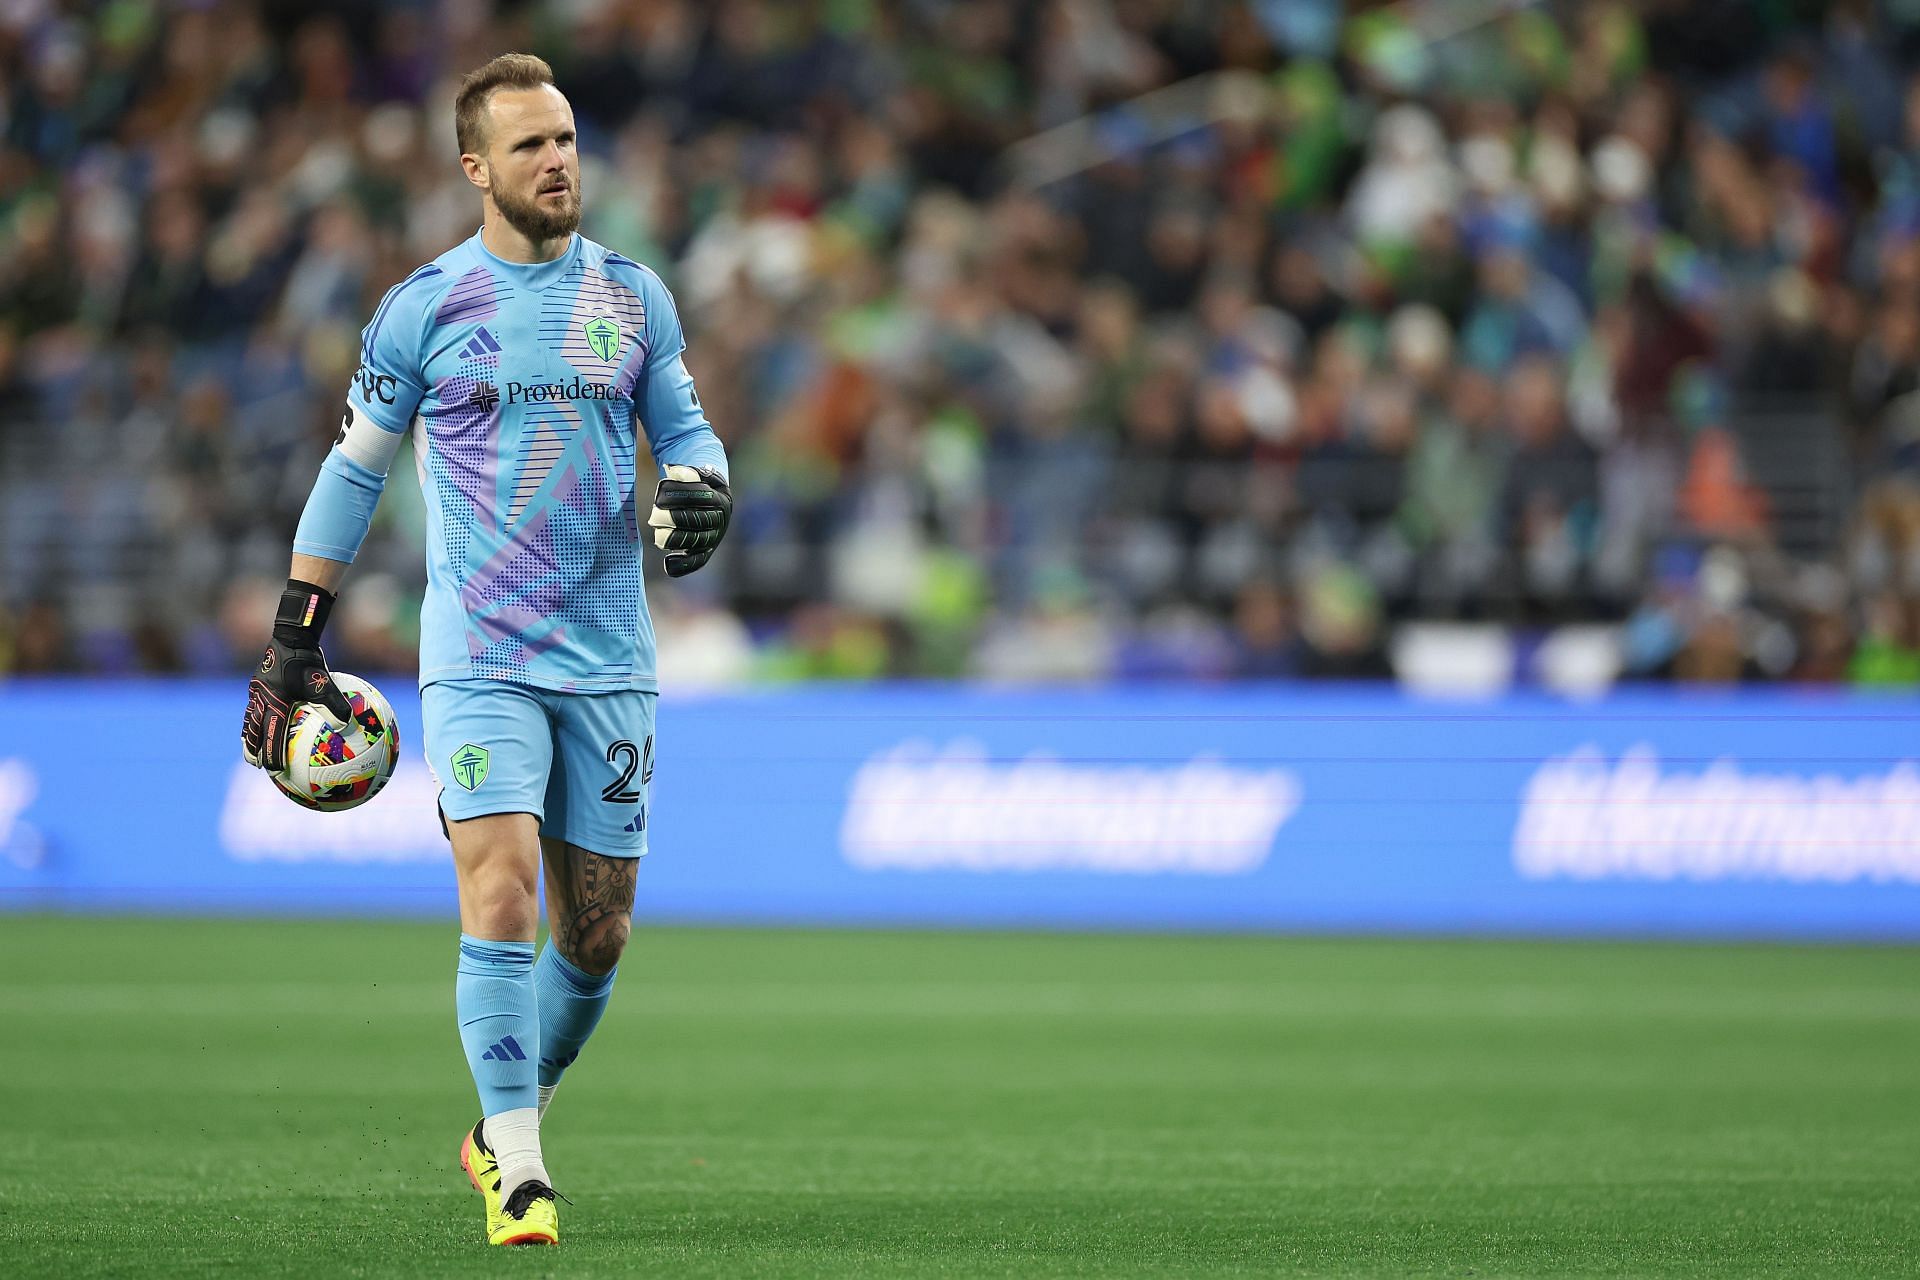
top-left (647, 464), bottom-right (732, 577)
top-left (241, 580), bottom-right (352, 772)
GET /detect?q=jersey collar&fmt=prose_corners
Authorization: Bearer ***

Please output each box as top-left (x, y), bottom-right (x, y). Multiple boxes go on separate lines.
top-left (470, 229), bottom-right (580, 293)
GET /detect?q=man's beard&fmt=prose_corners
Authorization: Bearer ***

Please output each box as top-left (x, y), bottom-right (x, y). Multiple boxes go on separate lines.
top-left (494, 175), bottom-right (582, 242)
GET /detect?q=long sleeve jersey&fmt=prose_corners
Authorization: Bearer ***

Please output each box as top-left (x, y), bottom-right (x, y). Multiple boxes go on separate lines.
top-left (294, 231), bottom-right (726, 693)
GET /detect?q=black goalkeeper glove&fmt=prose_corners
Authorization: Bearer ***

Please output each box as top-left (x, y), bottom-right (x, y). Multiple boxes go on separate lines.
top-left (241, 578), bottom-right (353, 772)
top-left (647, 464), bottom-right (732, 577)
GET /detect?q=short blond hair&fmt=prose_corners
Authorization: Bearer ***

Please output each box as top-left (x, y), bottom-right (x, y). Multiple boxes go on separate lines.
top-left (454, 53), bottom-right (556, 156)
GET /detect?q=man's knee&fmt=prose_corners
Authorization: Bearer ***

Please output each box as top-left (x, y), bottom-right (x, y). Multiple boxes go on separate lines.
top-left (467, 868), bottom-right (539, 938)
top-left (565, 912), bottom-right (630, 976)
top-left (451, 816), bottom-right (541, 939)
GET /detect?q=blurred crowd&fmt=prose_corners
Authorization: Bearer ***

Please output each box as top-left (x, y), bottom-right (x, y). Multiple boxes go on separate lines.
top-left (6, 0), bottom-right (1920, 687)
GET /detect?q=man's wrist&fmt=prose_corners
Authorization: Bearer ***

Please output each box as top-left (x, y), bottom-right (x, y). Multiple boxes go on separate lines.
top-left (272, 579), bottom-right (336, 648)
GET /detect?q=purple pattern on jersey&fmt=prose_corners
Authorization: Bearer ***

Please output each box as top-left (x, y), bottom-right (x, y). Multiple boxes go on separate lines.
top-left (459, 448), bottom-right (593, 674)
top-left (435, 266), bottom-right (500, 326)
top-left (456, 411), bottom-right (640, 678)
top-left (506, 402), bottom-right (579, 527)
top-left (473, 455), bottom-right (581, 590)
top-left (612, 343), bottom-right (647, 401)
top-left (423, 369), bottom-right (502, 533)
top-left (461, 512), bottom-right (572, 670)
top-left (548, 420), bottom-right (641, 659)
top-left (576, 421), bottom-right (624, 526)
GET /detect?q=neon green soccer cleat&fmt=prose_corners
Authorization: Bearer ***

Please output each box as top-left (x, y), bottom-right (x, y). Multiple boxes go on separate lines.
top-left (495, 1181), bottom-right (560, 1246)
top-left (458, 1120), bottom-right (559, 1246)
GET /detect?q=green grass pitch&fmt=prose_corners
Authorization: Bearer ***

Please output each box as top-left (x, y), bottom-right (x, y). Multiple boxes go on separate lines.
top-left (2, 917), bottom-right (1916, 1278)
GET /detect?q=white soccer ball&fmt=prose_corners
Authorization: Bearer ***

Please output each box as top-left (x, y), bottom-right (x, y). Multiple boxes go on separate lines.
top-left (270, 672), bottom-right (401, 812)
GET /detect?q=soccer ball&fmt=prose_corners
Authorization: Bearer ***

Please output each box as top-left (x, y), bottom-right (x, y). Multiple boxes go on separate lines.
top-left (270, 672), bottom-right (401, 812)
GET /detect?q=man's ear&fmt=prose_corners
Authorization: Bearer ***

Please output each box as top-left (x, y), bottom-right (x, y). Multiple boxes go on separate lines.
top-left (460, 151), bottom-right (490, 192)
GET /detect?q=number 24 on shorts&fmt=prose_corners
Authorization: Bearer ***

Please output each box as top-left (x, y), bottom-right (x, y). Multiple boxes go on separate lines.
top-left (601, 735), bottom-right (653, 804)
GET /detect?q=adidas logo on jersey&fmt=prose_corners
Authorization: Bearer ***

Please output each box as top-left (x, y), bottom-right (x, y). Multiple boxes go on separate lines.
top-left (459, 327), bottom-right (502, 359)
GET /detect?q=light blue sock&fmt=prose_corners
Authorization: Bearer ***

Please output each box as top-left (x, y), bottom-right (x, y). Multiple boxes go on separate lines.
top-left (456, 935), bottom-right (539, 1117)
top-left (534, 944), bottom-right (616, 1089)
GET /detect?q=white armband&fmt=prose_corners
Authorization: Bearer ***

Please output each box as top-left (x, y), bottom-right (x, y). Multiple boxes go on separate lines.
top-left (335, 402), bottom-right (407, 475)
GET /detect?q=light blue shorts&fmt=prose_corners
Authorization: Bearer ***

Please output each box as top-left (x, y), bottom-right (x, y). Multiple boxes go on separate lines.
top-left (422, 678), bottom-right (656, 857)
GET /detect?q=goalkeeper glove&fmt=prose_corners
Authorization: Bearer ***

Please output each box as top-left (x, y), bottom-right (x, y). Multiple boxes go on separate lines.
top-left (241, 578), bottom-right (353, 772)
top-left (647, 464), bottom-right (732, 577)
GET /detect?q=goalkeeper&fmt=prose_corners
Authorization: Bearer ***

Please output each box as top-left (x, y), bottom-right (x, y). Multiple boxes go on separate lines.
top-left (237, 53), bottom-right (730, 1247)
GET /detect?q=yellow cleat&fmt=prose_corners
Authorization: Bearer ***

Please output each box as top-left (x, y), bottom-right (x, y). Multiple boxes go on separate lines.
top-left (458, 1120), bottom-right (559, 1246)
top-left (458, 1120), bottom-right (507, 1240)
top-left (496, 1181), bottom-right (560, 1246)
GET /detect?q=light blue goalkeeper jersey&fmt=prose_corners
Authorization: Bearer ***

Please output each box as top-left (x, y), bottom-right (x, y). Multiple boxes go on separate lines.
top-left (293, 230), bottom-right (726, 693)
